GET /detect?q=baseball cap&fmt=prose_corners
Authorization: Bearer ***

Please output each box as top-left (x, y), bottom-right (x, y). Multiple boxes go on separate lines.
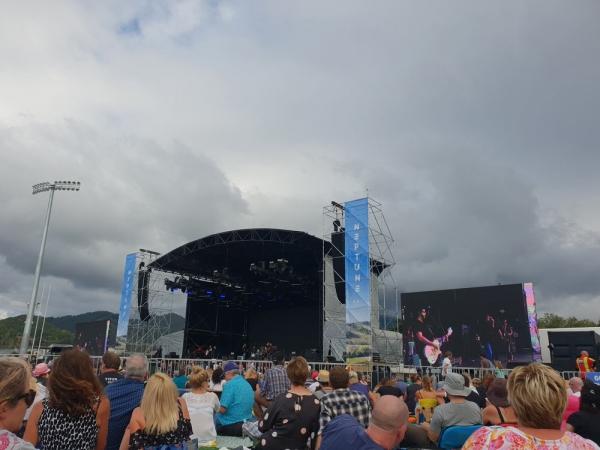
top-left (223, 361), bottom-right (239, 373)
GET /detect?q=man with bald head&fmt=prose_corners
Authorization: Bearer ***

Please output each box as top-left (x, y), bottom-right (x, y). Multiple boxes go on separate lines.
top-left (320, 395), bottom-right (409, 450)
top-left (105, 354), bottom-right (148, 450)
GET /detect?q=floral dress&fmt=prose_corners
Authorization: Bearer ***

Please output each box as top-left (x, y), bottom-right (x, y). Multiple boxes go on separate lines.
top-left (257, 392), bottom-right (321, 450)
top-left (463, 425), bottom-right (600, 449)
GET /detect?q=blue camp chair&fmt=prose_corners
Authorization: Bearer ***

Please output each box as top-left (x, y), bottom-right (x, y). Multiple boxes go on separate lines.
top-left (438, 425), bottom-right (482, 449)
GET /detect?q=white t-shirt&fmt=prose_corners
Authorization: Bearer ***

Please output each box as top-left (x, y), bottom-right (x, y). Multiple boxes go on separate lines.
top-left (209, 380), bottom-right (225, 392)
top-left (182, 391), bottom-right (221, 444)
top-left (442, 357), bottom-right (452, 377)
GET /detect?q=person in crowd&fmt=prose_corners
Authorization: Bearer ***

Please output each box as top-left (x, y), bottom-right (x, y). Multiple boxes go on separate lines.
top-left (577, 351), bottom-right (596, 379)
top-left (257, 356), bottom-right (320, 449)
top-left (393, 376), bottom-right (408, 399)
top-left (471, 377), bottom-right (482, 390)
top-left (563, 388), bottom-right (582, 429)
top-left (461, 374), bottom-right (482, 405)
top-left (405, 374), bottom-right (422, 414)
top-left (308, 371), bottom-right (320, 392)
top-left (419, 372), bottom-right (482, 444)
top-left (98, 351), bottom-right (123, 388)
top-left (172, 368), bottom-right (189, 390)
top-left (476, 372), bottom-right (496, 408)
top-left (262, 352), bottom-right (291, 405)
top-left (104, 354), bottom-right (148, 450)
top-left (313, 371), bottom-right (333, 400)
top-left (415, 375), bottom-right (438, 423)
top-left (480, 354), bottom-right (494, 370)
top-left (349, 371), bottom-right (373, 404)
top-left (569, 376), bottom-right (584, 397)
top-left (463, 373), bottom-right (478, 394)
top-left (375, 378), bottom-right (403, 398)
top-left (24, 362), bottom-right (51, 421)
top-left (24, 348), bottom-right (110, 450)
top-left (442, 351), bottom-right (453, 378)
top-left (320, 395), bottom-right (409, 450)
top-left (0, 357), bottom-right (37, 449)
top-left (494, 360), bottom-right (506, 379)
top-left (210, 366), bottom-right (225, 398)
top-left (215, 361), bottom-right (255, 436)
top-left (481, 378), bottom-right (517, 426)
top-left (463, 363), bottom-right (599, 449)
top-left (317, 366), bottom-right (371, 447)
top-left (120, 373), bottom-right (192, 449)
top-left (182, 366), bottom-right (220, 445)
top-left (567, 379), bottom-right (600, 445)
top-left (245, 367), bottom-right (265, 419)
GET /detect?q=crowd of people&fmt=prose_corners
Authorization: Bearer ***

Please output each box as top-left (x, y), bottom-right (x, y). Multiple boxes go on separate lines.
top-left (2, 349), bottom-right (600, 449)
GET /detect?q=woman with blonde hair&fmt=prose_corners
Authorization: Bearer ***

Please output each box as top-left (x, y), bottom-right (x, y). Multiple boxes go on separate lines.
top-left (120, 373), bottom-right (192, 449)
top-left (415, 375), bottom-right (438, 423)
top-left (0, 357), bottom-right (37, 449)
top-left (181, 366), bottom-right (220, 445)
top-left (24, 349), bottom-right (109, 450)
top-left (464, 363), bottom-right (598, 449)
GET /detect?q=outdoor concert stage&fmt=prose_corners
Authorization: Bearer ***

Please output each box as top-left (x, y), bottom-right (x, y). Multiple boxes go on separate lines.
top-left (148, 229), bottom-right (330, 359)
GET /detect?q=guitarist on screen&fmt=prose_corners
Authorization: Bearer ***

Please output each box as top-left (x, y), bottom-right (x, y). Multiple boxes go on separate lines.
top-left (414, 307), bottom-right (453, 367)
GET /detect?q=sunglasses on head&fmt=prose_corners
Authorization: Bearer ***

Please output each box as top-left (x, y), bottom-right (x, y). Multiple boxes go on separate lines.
top-left (15, 389), bottom-right (36, 407)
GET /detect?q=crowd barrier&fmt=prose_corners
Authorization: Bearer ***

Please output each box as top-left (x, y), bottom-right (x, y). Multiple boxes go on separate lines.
top-left (4, 352), bottom-right (585, 382)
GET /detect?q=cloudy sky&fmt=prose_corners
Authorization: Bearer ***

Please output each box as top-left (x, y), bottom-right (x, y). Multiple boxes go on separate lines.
top-left (1, 1), bottom-right (599, 321)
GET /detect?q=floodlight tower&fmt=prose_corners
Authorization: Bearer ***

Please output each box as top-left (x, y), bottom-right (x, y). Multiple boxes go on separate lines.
top-left (19, 181), bottom-right (81, 357)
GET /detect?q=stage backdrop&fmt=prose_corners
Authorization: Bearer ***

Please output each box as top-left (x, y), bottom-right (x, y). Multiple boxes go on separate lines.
top-left (401, 283), bottom-right (538, 367)
top-left (74, 319), bottom-right (116, 356)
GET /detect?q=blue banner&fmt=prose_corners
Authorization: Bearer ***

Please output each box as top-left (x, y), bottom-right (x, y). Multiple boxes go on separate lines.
top-left (345, 198), bottom-right (372, 362)
top-left (117, 253), bottom-right (137, 338)
top-left (586, 372), bottom-right (600, 385)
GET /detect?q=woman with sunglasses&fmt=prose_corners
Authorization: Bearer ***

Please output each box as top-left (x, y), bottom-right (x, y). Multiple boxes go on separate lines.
top-left (24, 349), bottom-right (110, 450)
top-left (0, 357), bottom-right (37, 449)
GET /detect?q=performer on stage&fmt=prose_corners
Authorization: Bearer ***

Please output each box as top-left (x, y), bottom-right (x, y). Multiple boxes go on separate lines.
top-left (576, 350), bottom-right (596, 379)
top-left (414, 308), bottom-right (452, 367)
top-left (499, 319), bottom-right (515, 363)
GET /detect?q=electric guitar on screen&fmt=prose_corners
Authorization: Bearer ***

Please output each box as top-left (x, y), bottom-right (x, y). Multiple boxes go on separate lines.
top-left (424, 327), bottom-right (453, 365)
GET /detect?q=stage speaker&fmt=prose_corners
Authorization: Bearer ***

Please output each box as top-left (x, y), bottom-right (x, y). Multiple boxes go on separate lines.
top-left (305, 349), bottom-right (320, 361)
top-left (331, 231), bottom-right (346, 304)
top-left (137, 263), bottom-right (151, 322)
top-left (372, 352), bottom-right (381, 362)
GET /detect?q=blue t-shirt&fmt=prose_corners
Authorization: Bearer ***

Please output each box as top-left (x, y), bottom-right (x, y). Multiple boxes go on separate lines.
top-left (394, 381), bottom-right (408, 396)
top-left (349, 382), bottom-right (370, 399)
top-left (215, 375), bottom-right (254, 426)
top-left (173, 375), bottom-right (189, 389)
top-left (320, 415), bottom-right (383, 450)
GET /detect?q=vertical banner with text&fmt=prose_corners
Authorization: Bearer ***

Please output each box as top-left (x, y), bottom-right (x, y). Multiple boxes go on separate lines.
top-left (524, 282), bottom-right (542, 362)
top-left (116, 253), bottom-right (137, 343)
top-left (345, 198), bottom-right (372, 363)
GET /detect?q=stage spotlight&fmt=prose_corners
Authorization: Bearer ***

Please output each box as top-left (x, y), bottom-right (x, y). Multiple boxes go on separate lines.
top-left (206, 290), bottom-right (213, 295)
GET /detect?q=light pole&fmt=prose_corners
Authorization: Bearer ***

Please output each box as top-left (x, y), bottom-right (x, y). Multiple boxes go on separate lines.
top-left (19, 181), bottom-right (81, 357)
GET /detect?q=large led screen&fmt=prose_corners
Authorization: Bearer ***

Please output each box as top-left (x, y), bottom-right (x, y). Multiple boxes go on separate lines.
top-left (401, 284), bottom-right (535, 367)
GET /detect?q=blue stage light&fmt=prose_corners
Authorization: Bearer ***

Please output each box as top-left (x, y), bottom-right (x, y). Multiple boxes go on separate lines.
top-left (219, 294), bottom-right (226, 299)
top-left (206, 290), bottom-right (213, 295)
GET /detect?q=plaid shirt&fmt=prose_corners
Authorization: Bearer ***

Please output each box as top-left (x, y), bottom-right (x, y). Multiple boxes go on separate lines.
top-left (319, 388), bottom-right (371, 434)
top-left (263, 365), bottom-right (291, 400)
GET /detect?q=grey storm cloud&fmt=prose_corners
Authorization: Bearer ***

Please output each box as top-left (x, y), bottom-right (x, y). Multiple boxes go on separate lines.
top-left (0, 0), bottom-right (599, 319)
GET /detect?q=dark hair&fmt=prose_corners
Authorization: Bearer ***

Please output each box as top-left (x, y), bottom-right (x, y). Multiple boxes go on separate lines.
top-left (211, 367), bottom-right (224, 385)
top-left (48, 349), bottom-right (102, 416)
top-left (272, 351), bottom-right (284, 365)
top-left (462, 373), bottom-right (470, 388)
top-left (329, 366), bottom-right (349, 389)
top-left (102, 351), bottom-right (121, 371)
top-left (445, 351), bottom-right (453, 358)
top-left (580, 380), bottom-right (600, 414)
top-left (287, 356), bottom-right (309, 386)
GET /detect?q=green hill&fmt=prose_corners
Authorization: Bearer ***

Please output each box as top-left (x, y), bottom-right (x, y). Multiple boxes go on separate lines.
top-left (0, 310), bottom-right (186, 350)
top-left (0, 315), bottom-right (73, 350)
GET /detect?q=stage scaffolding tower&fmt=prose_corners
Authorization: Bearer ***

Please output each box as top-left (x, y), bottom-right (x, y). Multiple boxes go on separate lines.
top-left (322, 197), bottom-right (402, 364)
top-left (125, 250), bottom-right (178, 355)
